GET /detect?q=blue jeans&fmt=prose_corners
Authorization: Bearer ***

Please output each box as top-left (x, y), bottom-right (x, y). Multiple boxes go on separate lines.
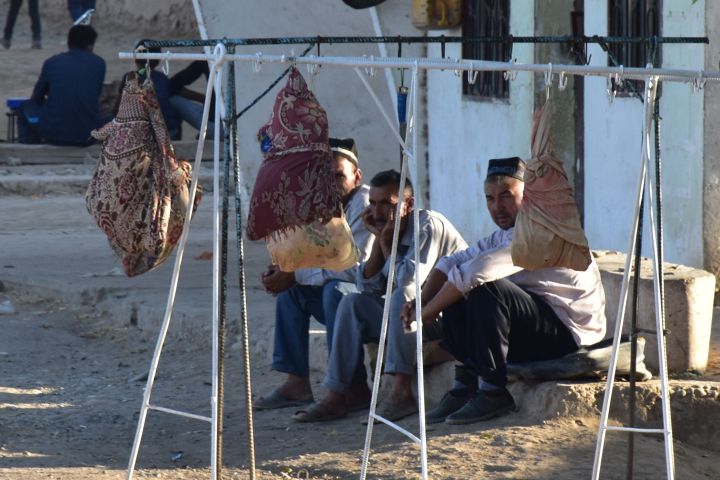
top-left (272, 280), bottom-right (357, 378)
top-left (4, 0), bottom-right (41, 41)
top-left (67, 0), bottom-right (95, 21)
top-left (169, 95), bottom-right (216, 138)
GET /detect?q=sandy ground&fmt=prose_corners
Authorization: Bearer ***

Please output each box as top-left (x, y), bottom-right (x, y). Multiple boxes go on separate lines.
top-left (1, 6), bottom-right (720, 480)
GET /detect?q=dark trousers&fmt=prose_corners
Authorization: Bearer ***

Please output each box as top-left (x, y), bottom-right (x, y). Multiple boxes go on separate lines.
top-left (67, 0), bottom-right (96, 21)
top-left (441, 278), bottom-right (578, 388)
top-left (4, 0), bottom-right (41, 41)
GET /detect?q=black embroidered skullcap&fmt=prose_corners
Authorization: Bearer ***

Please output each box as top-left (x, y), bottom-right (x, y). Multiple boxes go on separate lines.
top-left (329, 137), bottom-right (359, 167)
top-left (486, 156), bottom-right (526, 181)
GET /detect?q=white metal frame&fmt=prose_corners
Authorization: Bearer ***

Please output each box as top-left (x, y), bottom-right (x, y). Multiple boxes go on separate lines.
top-left (124, 44), bottom-right (228, 480)
top-left (118, 45), bottom-right (720, 480)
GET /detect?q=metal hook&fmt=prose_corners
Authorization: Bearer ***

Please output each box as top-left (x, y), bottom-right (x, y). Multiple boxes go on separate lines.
top-left (467, 66), bottom-right (478, 85)
top-left (606, 74), bottom-right (617, 104)
top-left (363, 55), bottom-right (376, 77)
top-left (453, 58), bottom-right (462, 77)
top-left (158, 50), bottom-right (170, 76)
top-left (692, 70), bottom-right (706, 93)
top-left (614, 65), bottom-right (624, 87)
top-left (544, 63), bottom-right (553, 100)
top-left (305, 57), bottom-right (320, 77)
top-left (558, 71), bottom-right (568, 91)
top-left (503, 58), bottom-right (518, 81)
top-left (252, 52), bottom-right (263, 73)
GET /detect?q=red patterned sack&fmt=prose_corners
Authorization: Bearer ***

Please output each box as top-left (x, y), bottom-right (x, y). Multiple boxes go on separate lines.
top-left (247, 67), bottom-right (342, 241)
top-left (85, 72), bottom-right (201, 277)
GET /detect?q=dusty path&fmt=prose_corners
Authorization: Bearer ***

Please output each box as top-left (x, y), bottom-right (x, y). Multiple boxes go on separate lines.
top-left (1, 288), bottom-right (719, 479)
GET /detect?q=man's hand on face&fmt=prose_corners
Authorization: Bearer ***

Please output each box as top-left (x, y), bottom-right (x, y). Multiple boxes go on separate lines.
top-left (362, 207), bottom-right (382, 237)
top-left (261, 265), bottom-right (296, 295)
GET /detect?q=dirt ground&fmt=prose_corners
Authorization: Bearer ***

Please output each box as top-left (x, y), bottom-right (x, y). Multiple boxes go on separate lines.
top-left (1, 5), bottom-right (720, 480)
top-left (1, 291), bottom-right (719, 480)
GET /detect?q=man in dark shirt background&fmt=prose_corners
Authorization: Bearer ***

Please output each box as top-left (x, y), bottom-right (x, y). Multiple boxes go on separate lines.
top-left (18, 24), bottom-right (106, 146)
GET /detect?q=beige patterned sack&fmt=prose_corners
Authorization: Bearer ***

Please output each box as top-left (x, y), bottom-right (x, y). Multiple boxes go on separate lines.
top-left (267, 214), bottom-right (359, 272)
top-left (85, 72), bottom-right (201, 277)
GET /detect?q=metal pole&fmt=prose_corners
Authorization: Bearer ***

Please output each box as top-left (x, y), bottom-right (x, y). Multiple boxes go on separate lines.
top-left (125, 47), bottom-right (224, 480)
top-left (592, 76), bottom-right (656, 480)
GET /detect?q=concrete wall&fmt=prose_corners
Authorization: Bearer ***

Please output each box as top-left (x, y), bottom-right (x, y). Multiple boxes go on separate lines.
top-left (196, 0), bottom-right (422, 207)
top-left (426, 1), bottom-right (534, 242)
top-left (704, 1), bottom-right (720, 280)
top-left (584, 0), bottom-right (705, 268)
top-left (42, 0), bottom-right (197, 33)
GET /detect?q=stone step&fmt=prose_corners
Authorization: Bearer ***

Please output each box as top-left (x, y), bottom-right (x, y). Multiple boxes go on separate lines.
top-left (0, 140), bottom-right (214, 165)
top-left (596, 250), bottom-right (716, 373)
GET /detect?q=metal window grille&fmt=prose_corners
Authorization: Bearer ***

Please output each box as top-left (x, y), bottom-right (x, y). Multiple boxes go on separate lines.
top-left (462, 0), bottom-right (511, 99)
top-left (608, 0), bottom-right (661, 91)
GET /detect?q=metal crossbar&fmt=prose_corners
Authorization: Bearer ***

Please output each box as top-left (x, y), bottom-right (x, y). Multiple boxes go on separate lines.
top-left (136, 34), bottom-right (707, 49)
top-left (119, 43), bottom-right (707, 479)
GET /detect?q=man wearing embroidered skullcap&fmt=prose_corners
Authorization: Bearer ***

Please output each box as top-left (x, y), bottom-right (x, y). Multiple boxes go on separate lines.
top-left (396, 156), bottom-right (607, 424)
top-left (254, 137), bottom-right (375, 410)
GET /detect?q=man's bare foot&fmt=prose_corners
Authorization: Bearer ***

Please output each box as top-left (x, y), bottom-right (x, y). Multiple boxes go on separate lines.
top-left (387, 373), bottom-right (415, 406)
top-left (276, 374), bottom-right (313, 401)
top-left (345, 382), bottom-right (372, 412)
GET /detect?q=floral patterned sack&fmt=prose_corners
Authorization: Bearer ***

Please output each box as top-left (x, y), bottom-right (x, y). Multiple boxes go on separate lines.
top-left (85, 72), bottom-right (201, 277)
top-left (247, 67), bottom-right (358, 272)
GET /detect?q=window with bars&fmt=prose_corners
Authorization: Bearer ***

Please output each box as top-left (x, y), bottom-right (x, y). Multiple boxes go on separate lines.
top-left (462, 0), bottom-right (511, 99)
top-left (607, 0), bottom-right (661, 69)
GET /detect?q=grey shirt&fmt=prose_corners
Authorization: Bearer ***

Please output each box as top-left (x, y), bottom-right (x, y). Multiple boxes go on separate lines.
top-left (294, 185), bottom-right (374, 286)
top-left (358, 209), bottom-right (468, 294)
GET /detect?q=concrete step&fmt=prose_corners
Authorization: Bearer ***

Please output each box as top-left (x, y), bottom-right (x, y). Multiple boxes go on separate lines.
top-left (0, 140), bottom-right (214, 165)
top-left (0, 163), bottom-right (216, 195)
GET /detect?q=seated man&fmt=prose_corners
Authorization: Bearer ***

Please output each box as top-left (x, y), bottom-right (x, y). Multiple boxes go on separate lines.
top-left (18, 25), bottom-right (106, 146)
top-left (294, 169), bottom-right (468, 422)
top-left (400, 157), bottom-right (607, 425)
top-left (254, 138), bottom-right (375, 410)
top-left (168, 60), bottom-right (217, 137)
top-left (114, 45), bottom-right (182, 140)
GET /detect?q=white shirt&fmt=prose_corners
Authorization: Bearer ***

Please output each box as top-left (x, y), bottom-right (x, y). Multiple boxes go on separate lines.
top-left (435, 227), bottom-right (607, 346)
top-left (293, 185), bottom-right (374, 286)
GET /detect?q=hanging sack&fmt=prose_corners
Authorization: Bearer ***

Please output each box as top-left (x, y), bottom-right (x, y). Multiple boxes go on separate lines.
top-left (246, 67), bottom-right (359, 272)
top-left (85, 71), bottom-right (201, 277)
top-left (511, 98), bottom-right (591, 271)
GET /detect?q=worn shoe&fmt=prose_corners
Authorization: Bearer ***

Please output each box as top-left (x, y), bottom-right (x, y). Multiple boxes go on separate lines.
top-left (425, 388), bottom-right (474, 424)
top-left (1, 37), bottom-right (10, 49)
top-left (372, 400), bottom-right (418, 422)
top-left (253, 389), bottom-right (313, 410)
top-left (31, 39), bottom-right (42, 49)
top-left (445, 388), bottom-right (516, 425)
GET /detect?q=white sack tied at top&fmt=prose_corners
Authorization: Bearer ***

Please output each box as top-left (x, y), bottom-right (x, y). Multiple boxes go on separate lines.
top-left (511, 97), bottom-right (592, 271)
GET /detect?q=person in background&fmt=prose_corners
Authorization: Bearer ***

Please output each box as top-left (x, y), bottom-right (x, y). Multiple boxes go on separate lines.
top-left (254, 138), bottom-right (375, 410)
top-left (168, 60), bottom-right (217, 137)
top-left (114, 46), bottom-right (182, 140)
top-left (67, 0), bottom-right (96, 22)
top-left (3, 0), bottom-right (41, 49)
top-left (17, 25), bottom-right (105, 146)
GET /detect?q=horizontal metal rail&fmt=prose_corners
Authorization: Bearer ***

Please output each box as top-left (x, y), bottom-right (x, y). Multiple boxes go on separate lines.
top-left (368, 413), bottom-right (421, 444)
top-left (605, 426), bottom-right (666, 434)
top-left (147, 405), bottom-right (212, 423)
top-left (119, 51), bottom-right (720, 84)
top-left (136, 35), bottom-right (707, 49)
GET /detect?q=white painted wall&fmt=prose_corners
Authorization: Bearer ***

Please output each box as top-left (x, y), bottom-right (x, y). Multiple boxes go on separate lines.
top-left (196, 0), bottom-right (422, 207)
top-left (426, 2), bottom-right (534, 242)
top-left (584, 0), bottom-right (705, 267)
